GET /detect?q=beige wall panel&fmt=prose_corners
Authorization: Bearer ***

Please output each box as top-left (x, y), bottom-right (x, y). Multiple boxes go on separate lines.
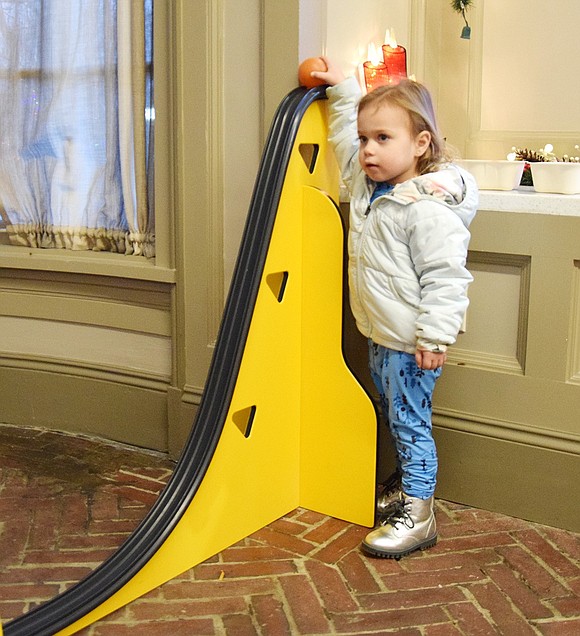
top-left (223, 0), bottom-right (261, 294)
top-left (434, 207), bottom-right (580, 530)
top-left (0, 292), bottom-right (171, 337)
top-left (434, 426), bottom-right (580, 532)
top-left (436, 366), bottom-right (580, 443)
top-left (455, 253), bottom-right (530, 373)
top-left (567, 262), bottom-right (580, 384)
top-left (0, 316), bottom-right (172, 380)
top-left (0, 365), bottom-right (167, 450)
top-left (422, 0), bottom-right (580, 158)
top-left (480, 0), bottom-right (580, 133)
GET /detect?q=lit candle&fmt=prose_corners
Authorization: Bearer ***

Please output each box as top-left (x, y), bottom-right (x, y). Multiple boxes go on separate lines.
top-left (363, 43), bottom-right (389, 92)
top-left (382, 28), bottom-right (407, 85)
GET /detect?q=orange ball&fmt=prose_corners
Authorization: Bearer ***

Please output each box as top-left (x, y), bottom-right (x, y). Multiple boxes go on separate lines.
top-left (298, 57), bottom-right (328, 88)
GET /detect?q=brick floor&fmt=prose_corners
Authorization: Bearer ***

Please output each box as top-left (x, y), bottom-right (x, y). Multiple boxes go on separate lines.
top-left (0, 423), bottom-right (579, 635)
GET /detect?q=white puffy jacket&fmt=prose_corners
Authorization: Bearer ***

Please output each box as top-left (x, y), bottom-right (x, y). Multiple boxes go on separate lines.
top-left (327, 77), bottom-right (478, 354)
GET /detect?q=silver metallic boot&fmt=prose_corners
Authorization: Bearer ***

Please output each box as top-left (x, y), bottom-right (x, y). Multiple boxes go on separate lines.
top-left (376, 469), bottom-right (402, 516)
top-left (363, 493), bottom-right (437, 559)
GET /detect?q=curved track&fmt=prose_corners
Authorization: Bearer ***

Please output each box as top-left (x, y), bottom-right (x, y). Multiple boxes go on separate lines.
top-left (5, 86), bottom-right (331, 636)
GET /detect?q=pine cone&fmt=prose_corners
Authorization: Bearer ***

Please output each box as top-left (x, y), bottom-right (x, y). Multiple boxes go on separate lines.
top-left (514, 147), bottom-right (544, 163)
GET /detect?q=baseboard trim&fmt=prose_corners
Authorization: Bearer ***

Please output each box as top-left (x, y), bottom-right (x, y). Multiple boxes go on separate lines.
top-left (433, 419), bottom-right (579, 532)
top-left (434, 408), bottom-right (580, 455)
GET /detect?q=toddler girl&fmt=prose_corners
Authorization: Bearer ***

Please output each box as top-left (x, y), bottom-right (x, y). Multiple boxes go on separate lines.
top-left (312, 59), bottom-right (478, 559)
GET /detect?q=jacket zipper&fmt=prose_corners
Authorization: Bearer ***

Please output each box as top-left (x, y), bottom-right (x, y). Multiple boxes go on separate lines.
top-left (356, 200), bottom-right (373, 336)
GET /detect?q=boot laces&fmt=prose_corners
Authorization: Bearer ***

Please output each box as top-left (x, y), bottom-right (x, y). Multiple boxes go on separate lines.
top-left (379, 498), bottom-right (415, 529)
top-left (377, 469), bottom-right (401, 497)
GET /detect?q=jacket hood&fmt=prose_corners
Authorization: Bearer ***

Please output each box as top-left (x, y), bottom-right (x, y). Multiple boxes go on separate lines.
top-left (386, 164), bottom-right (478, 228)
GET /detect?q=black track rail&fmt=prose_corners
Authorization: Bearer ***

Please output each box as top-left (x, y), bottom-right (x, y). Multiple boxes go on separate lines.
top-left (4, 85), bottom-right (327, 636)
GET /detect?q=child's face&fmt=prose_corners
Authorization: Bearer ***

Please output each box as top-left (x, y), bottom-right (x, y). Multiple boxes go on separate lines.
top-left (357, 101), bottom-right (430, 185)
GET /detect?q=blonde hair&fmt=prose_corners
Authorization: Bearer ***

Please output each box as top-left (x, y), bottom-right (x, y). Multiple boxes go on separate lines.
top-left (358, 80), bottom-right (453, 175)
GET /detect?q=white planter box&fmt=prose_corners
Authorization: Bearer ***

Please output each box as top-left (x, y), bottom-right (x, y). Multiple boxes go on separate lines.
top-left (456, 160), bottom-right (525, 191)
top-left (530, 162), bottom-right (580, 195)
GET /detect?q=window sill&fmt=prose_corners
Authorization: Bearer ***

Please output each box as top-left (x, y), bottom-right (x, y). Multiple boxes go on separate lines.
top-left (0, 243), bottom-right (176, 283)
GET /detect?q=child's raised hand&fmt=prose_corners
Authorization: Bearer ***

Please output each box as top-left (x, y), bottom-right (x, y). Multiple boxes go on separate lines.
top-left (309, 56), bottom-right (346, 87)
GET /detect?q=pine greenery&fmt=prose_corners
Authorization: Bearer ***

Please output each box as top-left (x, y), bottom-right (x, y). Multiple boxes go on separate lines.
top-left (451, 0), bottom-right (474, 12)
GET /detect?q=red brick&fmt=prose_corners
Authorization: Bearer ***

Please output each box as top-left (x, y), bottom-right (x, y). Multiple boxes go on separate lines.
top-left (86, 519), bottom-right (140, 535)
top-left (92, 618), bottom-right (216, 635)
top-left (107, 486), bottom-right (160, 506)
top-left (537, 617), bottom-right (580, 635)
top-left (484, 563), bottom-right (554, 619)
top-left (402, 550), bottom-right (500, 573)
top-left (221, 612), bottom-right (259, 635)
top-left (541, 527), bottom-right (580, 562)
top-left (130, 596), bottom-right (247, 620)
top-left (294, 508), bottom-right (327, 525)
top-left (195, 559), bottom-right (297, 579)
top-left (331, 605), bottom-right (447, 632)
top-left (446, 601), bottom-right (498, 635)
top-left (58, 532), bottom-right (129, 550)
top-left (0, 565), bottom-right (92, 585)
top-left (251, 593), bottom-right (293, 635)
top-left (568, 577), bottom-right (580, 595)
top-left (303, 516), bottom-right (349, 544)
top-left (0, 524), bottom-right (28, 566)
top-left (437, 531), bottom-right (517, 552)
top-left (268, 517), bottom-right (309, 536)
top-left (381, 564), bottom-right (486, 591)
top-left (468, 581), bottom-right (538, 634)
top-left (59, 493), bottom-right (89, 532)
top-left (29, 506), bottom-right (59, 550)
top-left (0, 582), bottom-right (60, 601)
top-left (442, 508), bottom-right (531, 535)
top-left (220, 544), bottom-right (298, 563)
top-left (424, 623), bottom-right (463, 635)
top-left (249, 526), bottom-right (316, 556)
top-left (280, 573), bottom-right (332, 633)
top-left (337, 550), bottom-right (382, 594)
top-left (369, 554), bottom-right (410, 576)
top-left (312, 524), bottom-right (367, 564)
top-left (358, 585), bottom-right (465, 611)
top-left (120, 466), bottom-right (173, 481)
top-left (116, 504), bottom-right (149, 520)
top-left (304, 559), bottom-right (358, 613)
top-left (550, 593), bottom-right (580, 617)
top-left (162, 578), bottom-right (275, 600)
top-left (3, 424), bottom-right (579, 636)
top-left (514, 528), bottom-right (580, 578)
top-left (89, 492), bottom-right (120, 520)
top-left (498, 545), bottom-right (571, 599)
top-left (0, 601), bottom-right (28, 623)
top-left (23, 548), bottom-right (113, 564)
top-left (112, 469), bottom-right (165, 487)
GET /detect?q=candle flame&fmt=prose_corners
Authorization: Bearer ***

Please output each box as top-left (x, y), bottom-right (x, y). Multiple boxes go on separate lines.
top-left (384, 27), bottom-right (398, 48)
top-left (367, 42), bottom-right (382, 65)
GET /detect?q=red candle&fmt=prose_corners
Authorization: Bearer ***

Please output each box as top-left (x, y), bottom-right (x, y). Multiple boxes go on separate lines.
top-left (363, 60), bottom-right (389, 92)
top-left (382, 44), bottom-right (407, 84)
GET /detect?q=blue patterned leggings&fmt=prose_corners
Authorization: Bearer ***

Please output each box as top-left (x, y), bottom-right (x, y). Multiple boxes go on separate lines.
top-left (368, 341), bottom-right (442, 499)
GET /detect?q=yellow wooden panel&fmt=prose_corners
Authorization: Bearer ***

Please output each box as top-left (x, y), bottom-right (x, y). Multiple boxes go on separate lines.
top-left (56, 97), bottom-right (376, 635)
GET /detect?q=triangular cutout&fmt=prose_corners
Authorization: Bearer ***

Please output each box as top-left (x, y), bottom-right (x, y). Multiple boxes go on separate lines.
top-left (299, 143), bottom-right (319, 174)
top-left (266, 271), bottom-right (289, 302)
top-left (232, 405), bottom-right (257, 438)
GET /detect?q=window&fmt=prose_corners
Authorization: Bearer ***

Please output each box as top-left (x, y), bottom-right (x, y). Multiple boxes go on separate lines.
top-left (0, 0), bottom-right (154, 257)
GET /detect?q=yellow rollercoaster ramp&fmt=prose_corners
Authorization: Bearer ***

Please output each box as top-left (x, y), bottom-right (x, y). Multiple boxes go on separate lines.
top-left (4, 87), bottom-right (377, 636)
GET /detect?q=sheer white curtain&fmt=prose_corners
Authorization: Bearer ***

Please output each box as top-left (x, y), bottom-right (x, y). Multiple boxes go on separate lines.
top-left (0, 0), bottom-right (154, 256)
